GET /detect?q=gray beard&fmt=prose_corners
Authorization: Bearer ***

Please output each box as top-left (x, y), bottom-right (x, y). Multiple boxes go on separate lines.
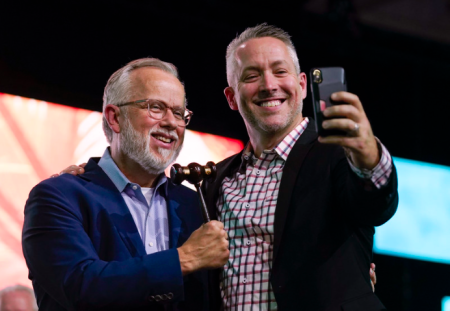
top-left (120, 118), bottom-right (183, 175)
top-left (241, 100), bottom-right (303, 134)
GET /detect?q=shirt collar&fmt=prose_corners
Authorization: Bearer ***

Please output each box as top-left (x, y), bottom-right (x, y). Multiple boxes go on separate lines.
top-left (98, 148), bottom-right (167, 193)
top-left (275, 117), bottom-right (309, 161)
top-left (241, 117), bottom-right (310, 163)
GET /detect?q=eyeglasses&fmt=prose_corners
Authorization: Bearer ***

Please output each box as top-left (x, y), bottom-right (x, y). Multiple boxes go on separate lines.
top-left (117, 99), bottom-right (193, 127)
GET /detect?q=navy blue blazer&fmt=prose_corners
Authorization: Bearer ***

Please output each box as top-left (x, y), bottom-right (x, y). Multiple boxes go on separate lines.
top-left (22, 158), bottom-right (208, 311)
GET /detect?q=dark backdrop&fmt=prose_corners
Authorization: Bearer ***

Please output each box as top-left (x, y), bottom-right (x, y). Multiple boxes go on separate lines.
top-left (1, 1), bottom-right (449, 310)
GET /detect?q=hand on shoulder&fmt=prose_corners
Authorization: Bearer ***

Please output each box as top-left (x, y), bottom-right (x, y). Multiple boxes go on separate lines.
top-left (50, 163), bottom-right (87, 178)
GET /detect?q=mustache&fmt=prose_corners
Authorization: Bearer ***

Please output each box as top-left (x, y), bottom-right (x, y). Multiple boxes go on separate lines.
top-left (147, 127), bottom-right (179, 141)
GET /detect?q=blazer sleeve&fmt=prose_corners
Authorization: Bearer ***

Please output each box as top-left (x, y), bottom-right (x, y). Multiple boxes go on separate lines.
top-left (330, 146), bottom-right (399, 227)
top-left (22, 180), bottom-right (184, 311)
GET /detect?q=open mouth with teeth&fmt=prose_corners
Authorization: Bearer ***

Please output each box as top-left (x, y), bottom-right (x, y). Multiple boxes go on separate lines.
top-left (152, 134), bottom-right (175, 144)
top-left (257, 99), bottom-right (285, 107)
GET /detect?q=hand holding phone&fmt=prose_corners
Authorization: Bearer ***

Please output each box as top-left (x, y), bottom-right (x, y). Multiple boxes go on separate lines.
top-left (310, 68), bottom-right (381, 170)
top-left (310, 67), bottom-right (347, 137)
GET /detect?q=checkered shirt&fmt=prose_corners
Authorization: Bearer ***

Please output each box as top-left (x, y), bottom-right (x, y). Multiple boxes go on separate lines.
top-left (216, 117), bottom-right (393, 310)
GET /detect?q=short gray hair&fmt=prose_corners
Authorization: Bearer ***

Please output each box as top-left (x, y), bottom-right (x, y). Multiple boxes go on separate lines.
top-left (102, 58), bottom-right (182, 144)
top-left (226, 23), bottom-right (301, 87)
top-left (0, 284), bottom-right (37, 311)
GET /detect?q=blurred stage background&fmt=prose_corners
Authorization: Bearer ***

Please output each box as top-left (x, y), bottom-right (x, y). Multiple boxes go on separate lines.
top-left (1, 1), bottom-right (450, 310)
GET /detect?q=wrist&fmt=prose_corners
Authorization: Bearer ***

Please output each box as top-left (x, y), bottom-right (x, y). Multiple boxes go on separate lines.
top-left (177, 247), bottom-right (196, 276)
top-left (346, 138), bottom-right (380, 170)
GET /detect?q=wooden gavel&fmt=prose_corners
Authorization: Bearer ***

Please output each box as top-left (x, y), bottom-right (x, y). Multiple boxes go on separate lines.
top-left (170, 162), bottom-right (216, 223)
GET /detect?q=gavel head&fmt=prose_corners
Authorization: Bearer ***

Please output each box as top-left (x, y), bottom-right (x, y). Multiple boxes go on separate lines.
top-left (170, 161), bottom-right (217, 185)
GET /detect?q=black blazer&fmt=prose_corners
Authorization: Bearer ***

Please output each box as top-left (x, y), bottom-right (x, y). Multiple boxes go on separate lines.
top-left (202, 122), bottom-right (398, 311)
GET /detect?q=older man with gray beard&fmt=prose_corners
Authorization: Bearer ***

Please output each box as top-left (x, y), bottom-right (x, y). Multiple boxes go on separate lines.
top-left (22, 58), bottom-right (229, 311)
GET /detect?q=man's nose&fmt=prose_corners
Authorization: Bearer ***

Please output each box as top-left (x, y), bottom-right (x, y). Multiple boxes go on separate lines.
top-left (159, 109), bottom-right (179, 129)
top-left (259, 72), bottom-right (278, 93)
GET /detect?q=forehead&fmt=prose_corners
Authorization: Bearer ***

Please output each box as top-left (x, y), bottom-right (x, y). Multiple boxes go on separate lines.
top-left (234, 37), bottom-right (293, 70)
top-left (129, 67), bottom-right (185, 106)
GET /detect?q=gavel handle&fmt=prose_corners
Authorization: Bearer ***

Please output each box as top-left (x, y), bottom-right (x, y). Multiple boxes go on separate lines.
top-left (194, 183), bottom-right (211, 223)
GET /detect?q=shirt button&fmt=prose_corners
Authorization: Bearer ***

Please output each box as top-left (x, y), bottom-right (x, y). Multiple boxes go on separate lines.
top-left (132, 185), bottom-right (138, 190)
top-left (256, 170), bottom-right (260, 175)
top-left (242, 278), bottom-right (247, 284)
top-left (149, 242), bottom-right (153, 247)
top-left (246, 240), bottom-right (251, 245)
top-left (245, 203), bottom-right (250, 208)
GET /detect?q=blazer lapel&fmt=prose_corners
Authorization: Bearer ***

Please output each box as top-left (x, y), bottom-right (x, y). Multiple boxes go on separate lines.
top-left (203, 121), bottom-right (317, 264)
top-left (204, 152), bottom-right (243, 221)
top-left (81, 159), bottom-right (146, 257)
top-left (272, 123), bottom-right (317, 264)
top-left (165, 182), bottom-right (184, 248)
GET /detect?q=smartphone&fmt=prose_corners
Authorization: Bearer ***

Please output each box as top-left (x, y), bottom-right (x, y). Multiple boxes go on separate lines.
top-left (310, 67), bottom-right (347, 137)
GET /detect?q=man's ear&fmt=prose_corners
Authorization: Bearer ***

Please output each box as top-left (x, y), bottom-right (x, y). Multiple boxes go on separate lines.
top-left (299, 72), bottom-right (307, 100)
top-left (224, 86), bottom-right (238, 111)
top-left (104, 104), bottom-right (122, 134)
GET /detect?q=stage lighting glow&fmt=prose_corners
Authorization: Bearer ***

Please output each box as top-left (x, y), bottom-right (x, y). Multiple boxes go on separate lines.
top-left (374, 157), bottom-right (450, 264)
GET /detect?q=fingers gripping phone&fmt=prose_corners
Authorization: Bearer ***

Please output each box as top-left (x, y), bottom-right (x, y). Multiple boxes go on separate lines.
top-left (310, 67), bottom-right (347, 137)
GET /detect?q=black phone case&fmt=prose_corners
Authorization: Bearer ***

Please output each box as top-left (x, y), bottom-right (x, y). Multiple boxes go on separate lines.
top-left (310, 67), bottom-right (347, 137)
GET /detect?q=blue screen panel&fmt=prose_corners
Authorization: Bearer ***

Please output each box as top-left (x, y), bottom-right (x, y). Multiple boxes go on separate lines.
top-left (374, 157), bottom-right (450, 264)
top-left (443, 297), bottom-right (450, 311)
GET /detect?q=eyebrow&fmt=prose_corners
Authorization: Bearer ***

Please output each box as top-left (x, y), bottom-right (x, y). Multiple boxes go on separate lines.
top-left (147, 99), bottom-right (185, 110)
top-left (270, 60), bottom-right (290, 67)
top-left (241, 60), bottom-right (291, 75)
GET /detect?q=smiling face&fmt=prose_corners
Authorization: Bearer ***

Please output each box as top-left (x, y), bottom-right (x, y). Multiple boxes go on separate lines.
top-left (225, 37), bottom-right (307, 142)
top-left (118, 67), bottom-right (185, 174)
